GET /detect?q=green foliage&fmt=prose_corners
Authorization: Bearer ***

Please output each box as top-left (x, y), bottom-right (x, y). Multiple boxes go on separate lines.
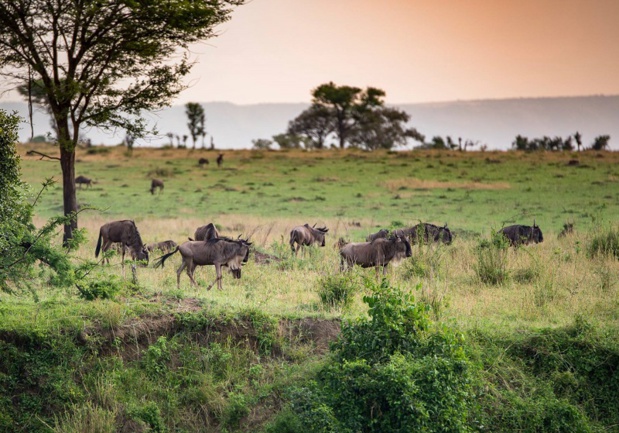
top-left (587, 226), bottom-right (619, 259)
top-left (278, 279), bottom-right (473, 433)
top-left (316, 273), bottom-right (356, 310)
top-left (0, 111), bottom-right (79, 295)
top-left (76, 277), bottom-right (123, 300)
top-left (472, 316), bottom-right (618, 432)
top-left (474, 230), bottom-right (510, 285)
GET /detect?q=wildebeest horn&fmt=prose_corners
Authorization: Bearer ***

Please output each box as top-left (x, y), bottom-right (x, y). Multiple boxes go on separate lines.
top-left (313, 223), bottom-right (317, 228)
top-left (533, 219), bottom-right (537, 227)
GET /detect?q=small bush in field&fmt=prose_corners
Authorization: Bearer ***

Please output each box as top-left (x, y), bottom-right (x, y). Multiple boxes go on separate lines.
top-left (474, 231), bottom-right (510, 285)
top-left (76, 277), bottom-right (122, 300)
top-left (587, 227), bottom-right (619, 259)
top-left (317, 274), bottom-right (356, 310)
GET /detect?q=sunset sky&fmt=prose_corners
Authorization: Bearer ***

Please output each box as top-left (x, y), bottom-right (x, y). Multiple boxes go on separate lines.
top-left (174, 0), bottom-right (619, 105)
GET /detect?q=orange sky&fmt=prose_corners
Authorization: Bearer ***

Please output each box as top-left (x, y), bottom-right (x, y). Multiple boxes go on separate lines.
top-left (176, 0), bottom-right (619, 104)
top-left (1, 0), bottom-right (618, 105)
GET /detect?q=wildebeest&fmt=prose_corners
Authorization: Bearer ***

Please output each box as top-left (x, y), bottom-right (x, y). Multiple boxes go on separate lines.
top-left (558, 222), bottom-right (574, 238)
top-left (366, 229), bottom-right (389, 242)
top-left (340, 235), bottom-right (412, 276)
top-left (153, 237), bottom-right (251, 290)
top-left (95, 220), bottom-right (149, 267)
top-left (194, 223), bottom-right (220, 241)
top-left (145, 240), bottom-right (178, 254)
top-left (289, 224), bottom-right (329, 255)
top-left (150, 178), bottom-right (164, 195)
top-left (498, 222), bottom-right (544, 246)
top-left (198, 157), bottom-right (209, 168)
top-left (75, 175), bottom-right (93, 188)
top-left (394, 223), bottom-right (452, 245)
top-left (216, 153), bottom-right (224, 167)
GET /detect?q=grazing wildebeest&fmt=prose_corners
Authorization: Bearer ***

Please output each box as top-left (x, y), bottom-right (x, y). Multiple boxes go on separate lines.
top-left (75, 175), bottom-right (93, 188)
top-left (366, 229), bottom-right (389, 242)
top-left (498, 221), bottom-right (544, 246)
top-left (198, 157), bottom-right (209, 168)
top-left (150, 178), bottom-right (164, 195)
top-left (289, 224), bottom-right (329, 255)
top-left (340, 235), bottom-right (412, 276)
top-left (216, 153), bottom-right (224, 167)
top-left (153, 237), bottom-right (251, 290)
top-left (194, 223), bottom-right (220, 241)
top-left (95, 220), bottom-right (149, 268)
top-left (146, 240), bottom-right (178, 254)
top-left (558, 222), bottom-right (574, 238)
top-left (394, 223), bottom-right (452, 245)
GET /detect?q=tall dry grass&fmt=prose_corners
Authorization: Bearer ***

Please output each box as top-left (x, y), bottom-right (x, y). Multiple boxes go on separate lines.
top-left (30, 212), bottom-right (619, 330)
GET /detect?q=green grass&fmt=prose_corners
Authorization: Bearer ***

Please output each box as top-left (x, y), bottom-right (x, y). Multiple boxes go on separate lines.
top-left (4, 144), bottom-right (619, 432)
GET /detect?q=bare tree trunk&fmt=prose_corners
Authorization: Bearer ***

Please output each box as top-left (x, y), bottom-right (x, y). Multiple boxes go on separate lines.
top-left (60, 145), bottom-right (78, 247)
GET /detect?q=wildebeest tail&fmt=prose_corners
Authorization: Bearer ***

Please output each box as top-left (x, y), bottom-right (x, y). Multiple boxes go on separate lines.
top-left (95, 229), bottom-right (103, 258)
top-left (152, 247), bottom-right (179, 268)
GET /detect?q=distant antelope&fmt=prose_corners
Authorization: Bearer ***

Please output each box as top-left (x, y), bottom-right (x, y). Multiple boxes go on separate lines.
top-left (198, 157), bottom-right (209, 168)
top-left (216, 153), bottom-right (224, 167)
top-left (150, 178), bottom-right (164, 195)
top-left (75, 175), bottom-right (93, 188)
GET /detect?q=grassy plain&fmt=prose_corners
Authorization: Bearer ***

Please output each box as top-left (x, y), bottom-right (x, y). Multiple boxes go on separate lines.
top-left (13, 144), bottom-right (619, 330)
top-left (5, 144), bottom-right (619, 432)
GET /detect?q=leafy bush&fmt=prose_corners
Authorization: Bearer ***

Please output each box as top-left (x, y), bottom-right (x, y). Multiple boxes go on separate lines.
top-left (76, 277), bottom-right (123, 300)
top-left (316, 274), bottom-right (356, 310)
top-left (277, 279), bottom-right (473, 433)
top-left (0, 110), bottom-right (79, 295)
top-left (474, 230), bottom-right (510, 285)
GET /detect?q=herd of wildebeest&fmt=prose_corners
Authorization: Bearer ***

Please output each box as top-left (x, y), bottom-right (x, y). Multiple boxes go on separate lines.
top-left (93, 216), bottom-right (546, 290)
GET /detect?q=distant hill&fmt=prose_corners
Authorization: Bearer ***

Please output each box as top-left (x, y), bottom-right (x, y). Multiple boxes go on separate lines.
top-left (2, 95), bottom-right (618, 150)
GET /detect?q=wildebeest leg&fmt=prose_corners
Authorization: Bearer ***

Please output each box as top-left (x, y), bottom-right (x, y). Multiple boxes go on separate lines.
top-left (187, 261), bottom-right (199, 287)
top-left (206, 264), bottom-right (222, 290)
top-left (101, 239), bottom-right (112, 265)
top-left (176, 260), bottom-right (187, 289)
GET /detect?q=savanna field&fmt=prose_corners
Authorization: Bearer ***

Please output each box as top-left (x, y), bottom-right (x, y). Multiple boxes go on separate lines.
top-left (3, 143), bottom-right (619, 432)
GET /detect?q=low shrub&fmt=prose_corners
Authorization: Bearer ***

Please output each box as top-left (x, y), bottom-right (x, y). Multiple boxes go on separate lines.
top-left (316, 273), bottom-right (356, 310)
top-left (587, 226), bottom-right (619, 259)
top-left (474, 231), bottom-right (510, 285)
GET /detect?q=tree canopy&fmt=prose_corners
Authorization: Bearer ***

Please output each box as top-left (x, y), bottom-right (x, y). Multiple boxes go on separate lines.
top-left (285, 82), bottom-right (424, 151)
top-left (0, 0), bottom-right (243, 243)
top-left (185, 103), bottom-right (206, 149)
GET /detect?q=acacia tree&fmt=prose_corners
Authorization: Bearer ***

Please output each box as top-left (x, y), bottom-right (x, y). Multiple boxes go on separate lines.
top-left (312, 82), bottom-right (365, 149)
top-left (287, 104), bottom-right (333, 149)
top-left (0, 0), bottom-right (243, 244)
top-left (185, 102), bottom-right (206, 149)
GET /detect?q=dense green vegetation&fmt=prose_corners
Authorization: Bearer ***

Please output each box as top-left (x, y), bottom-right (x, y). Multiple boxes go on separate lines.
top-left (1, 143), bottom-right (618, 432)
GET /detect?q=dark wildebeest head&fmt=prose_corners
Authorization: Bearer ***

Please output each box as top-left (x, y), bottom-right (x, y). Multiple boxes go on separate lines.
top-left (499, 221), bottom-right (544, 246)
top-left (425, 223), bottom-right (453, 245)
top-left (75, 175), bottom-right (93, 188)
top-left (194, 223), bottom-right (220, 241)
top-left (146, 240), bottom-right (178, 254)
top-left (340, 234), bottom-right (412, 276)
top-left (289, 223), bottom-right (329, 255)
top-left (153, 236), bottom-right (251, 290)
top-left (366, 229), bottom-right (389, 242)
top-left (95, 220), bottom-right (149, 268)
top-left (150, 178), bottom-right (164, 195)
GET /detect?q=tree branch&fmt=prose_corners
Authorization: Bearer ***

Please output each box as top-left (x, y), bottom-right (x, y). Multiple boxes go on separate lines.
top-left (26, 149), bottom-right (61, 160)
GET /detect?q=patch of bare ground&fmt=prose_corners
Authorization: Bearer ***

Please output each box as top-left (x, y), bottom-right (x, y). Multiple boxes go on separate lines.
top-left (82, 298), bottom-right (340, 361)
top-left (383, 178), bottom-right (511, 191)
